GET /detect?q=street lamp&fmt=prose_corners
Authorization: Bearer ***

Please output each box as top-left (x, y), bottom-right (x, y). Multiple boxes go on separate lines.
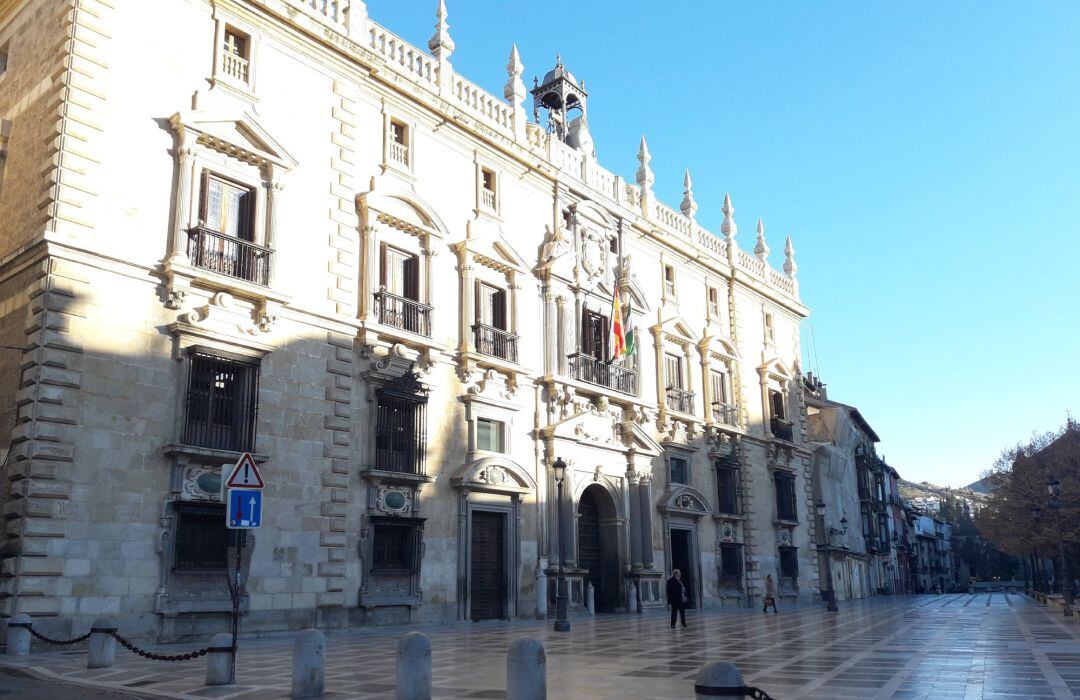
top-left (1032, 505), bottom-right (1044, 594)
top-left (1047, 476), bottom-right (1074, 617)
top-left (552, 457), bottom-right (571, 632)
top-left (815, 501), bottom-right (839, 612)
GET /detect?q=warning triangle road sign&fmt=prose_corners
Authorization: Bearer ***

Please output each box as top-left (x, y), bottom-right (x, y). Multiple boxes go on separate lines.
top-left (225, 452), bottom-right (265, 489)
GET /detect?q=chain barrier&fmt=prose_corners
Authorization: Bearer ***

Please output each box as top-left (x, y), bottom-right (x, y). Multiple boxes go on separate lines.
top-left (106, 631), bottom-right (211, 662)
top-left (23, 625), bottom-right (92, 646)
top-left (694, 685), bottom-right (775, 699)
top-left (11, 621), bottom-right (211, 662)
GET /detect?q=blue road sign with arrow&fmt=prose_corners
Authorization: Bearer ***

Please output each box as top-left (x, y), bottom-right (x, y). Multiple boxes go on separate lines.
top-left (227, 488), bottom-right (262, 529)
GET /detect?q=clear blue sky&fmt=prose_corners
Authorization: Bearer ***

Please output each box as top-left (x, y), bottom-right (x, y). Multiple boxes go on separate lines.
top-left (366, 1), bottom-right (1080, 487)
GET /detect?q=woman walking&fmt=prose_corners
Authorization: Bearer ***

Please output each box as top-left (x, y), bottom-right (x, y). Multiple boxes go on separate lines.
top-left (763, 573), bottom-right (779, 614)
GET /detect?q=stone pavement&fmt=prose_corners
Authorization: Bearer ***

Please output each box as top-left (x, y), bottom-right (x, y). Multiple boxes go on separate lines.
top-left (1, 594), bottom-right (1079, 699)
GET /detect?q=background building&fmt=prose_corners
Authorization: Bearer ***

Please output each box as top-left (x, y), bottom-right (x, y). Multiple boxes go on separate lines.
top-left (0, 0), bottom-right (817, 639)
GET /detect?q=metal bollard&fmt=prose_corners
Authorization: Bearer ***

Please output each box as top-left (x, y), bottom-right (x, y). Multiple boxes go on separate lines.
top-left (506, 637), bottom-right (546, 700)
top-left (585, 582), bottom-right (595, 616)
top-left (205, 633), bottom-right (234, 686)
top-left (87, 617), bottom-right (118, 669)
top-left (291, 628), bottom-right (326, 699)
top-left (5, 614), bottom-right (31, 656)
top-left (395, 631), bottom-right (431, 700)
top-left (694, 661), bottom-right (747, 699)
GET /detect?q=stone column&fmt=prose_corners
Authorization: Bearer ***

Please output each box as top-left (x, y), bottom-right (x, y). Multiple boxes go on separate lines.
top-left (639, 476), bottom-right (655, 568)
top-left (627, 471), bottom-right (643, 570)
top-left (169, 141), bottom-right (196, 263)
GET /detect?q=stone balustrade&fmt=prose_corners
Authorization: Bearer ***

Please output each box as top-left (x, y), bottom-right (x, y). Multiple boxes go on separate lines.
top-left (267, 0), bottom-right (799, 302)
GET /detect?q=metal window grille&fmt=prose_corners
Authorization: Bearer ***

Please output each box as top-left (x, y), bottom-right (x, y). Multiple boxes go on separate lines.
top-left (779, 546), bottom-right (799, 588)
top-left (371, 519), bottom-right (420, 573)
top-left (374, 375), bottom-right (428, 474)
top-left (775, 473), bottom-right (797, 522)
top-left (716, 464), bottom-right (742, 515)
top-left (173, 503), bottom-right (229, 571)
top-left (720, 544), bottom-right (743, 590)
top-left (182, 353), bottom-right (259, 452)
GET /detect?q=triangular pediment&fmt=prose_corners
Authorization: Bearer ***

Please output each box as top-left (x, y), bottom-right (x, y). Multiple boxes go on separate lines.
top-left (171, 109), bottom-right (297, 169)
top-left (465, 229), bottom-right (529, 275)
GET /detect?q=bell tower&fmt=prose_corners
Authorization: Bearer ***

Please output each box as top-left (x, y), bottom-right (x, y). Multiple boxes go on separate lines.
top-left (532, 55), bottom-right (595, 158)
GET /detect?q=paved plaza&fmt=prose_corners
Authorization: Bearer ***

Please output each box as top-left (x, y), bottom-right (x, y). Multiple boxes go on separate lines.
top-left (2, 594), bottom-right (1079, 699)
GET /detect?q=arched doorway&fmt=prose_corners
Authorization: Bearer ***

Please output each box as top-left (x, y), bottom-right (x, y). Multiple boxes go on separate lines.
top-left (577, 484), bottom-right (619, 612)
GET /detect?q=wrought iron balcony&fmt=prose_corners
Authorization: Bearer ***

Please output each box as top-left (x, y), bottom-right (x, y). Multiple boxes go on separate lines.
top-left (666, 387), bottom-right (695, 414)
top-left (770, 416), bottom-right (794, 442)
top-left (187, 227), bottom-right (272, 286)
top-left (473, 323), bottom-right (518, 362)
top-left (712, 401), bottom-right (738, 427)
top-left (374, 291), bottom-right (432, 337)
top-left (568, 353), bottom-right (636, 395)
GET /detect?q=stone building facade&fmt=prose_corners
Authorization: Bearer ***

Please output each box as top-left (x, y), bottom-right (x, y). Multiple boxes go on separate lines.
top-left (0, 0), bottom-right (816, 639)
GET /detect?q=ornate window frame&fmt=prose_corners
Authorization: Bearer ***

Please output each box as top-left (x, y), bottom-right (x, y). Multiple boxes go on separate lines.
top-left (210, 8), bottom-right (260, 101)
top-left (164, 109), bottom-right (296, 327)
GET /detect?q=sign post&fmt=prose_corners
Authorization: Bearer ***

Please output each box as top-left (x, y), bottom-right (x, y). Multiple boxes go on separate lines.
top-left (223, 453), bottom-right (265, 684)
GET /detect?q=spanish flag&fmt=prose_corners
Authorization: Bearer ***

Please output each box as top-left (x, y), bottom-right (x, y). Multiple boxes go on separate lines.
top-left (608, 287), bottom-right (626, 361)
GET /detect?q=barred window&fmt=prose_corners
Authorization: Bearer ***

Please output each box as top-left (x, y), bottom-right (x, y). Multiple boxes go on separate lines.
top-left (779, 546), bottom-right (798, 588)
top-left (719, 544), bottom-right (743, 590)
top-left (374, 373), bottom-right (428, 474)
top-left (716, 460), bottom-right (741, 515)
top-left (371, 518), bottom-right (421, 573)
top-left (774, 472), bottom-right (797, 522)
top-left (173, 502), bottom-right (228, 571)
top-left (182, 353), bottom-right (259, 452)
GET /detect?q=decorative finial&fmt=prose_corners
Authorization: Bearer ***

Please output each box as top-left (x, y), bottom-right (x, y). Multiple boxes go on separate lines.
top-left (428, 0), bottom-right (454, 60)
top-left (556, 53), bottom-right (562, 67)
top-left (680, 170), bottom-right (698, 219)
top-left (754, 218), bottom-right (769, 261)
top-left (784, 236), bottom-right (798, 277)
top-left (721, 193), bottom-right (737, 240)
top-left (636, 136), bottom-right (654, 192)
top-left (505, 44), bottom-right (526, 106)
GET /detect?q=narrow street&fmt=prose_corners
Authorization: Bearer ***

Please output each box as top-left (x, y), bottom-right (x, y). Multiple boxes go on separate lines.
top-left (2, 594), bottom-right (1077, 699)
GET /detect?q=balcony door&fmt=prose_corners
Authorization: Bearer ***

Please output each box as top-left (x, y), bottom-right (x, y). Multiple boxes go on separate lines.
top-left (381, 244), bottom-right (420, 301)
top-left (581, 310), bottom-right (607, 360)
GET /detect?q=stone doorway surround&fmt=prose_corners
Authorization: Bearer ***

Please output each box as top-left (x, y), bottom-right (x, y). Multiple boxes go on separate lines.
top-left (451, 456), bottom-right (535, 621)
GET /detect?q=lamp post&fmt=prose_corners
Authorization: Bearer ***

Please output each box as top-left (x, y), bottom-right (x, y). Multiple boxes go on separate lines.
top-left (815, 502), bottom-right (841, 612)
top-left (552, 457), bottom-right (571, 632)
top-left (1048, 477), bottom-right (1074, 617)
top-left (1032, 506), bottom-right (1043, 595)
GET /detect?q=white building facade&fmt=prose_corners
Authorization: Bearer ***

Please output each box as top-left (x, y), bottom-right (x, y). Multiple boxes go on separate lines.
top-left (0, 0), bottom-right (817, 639)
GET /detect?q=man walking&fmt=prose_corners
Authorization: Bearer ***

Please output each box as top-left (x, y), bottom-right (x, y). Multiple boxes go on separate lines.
top-left (667, 568), bottom-right (688, 628)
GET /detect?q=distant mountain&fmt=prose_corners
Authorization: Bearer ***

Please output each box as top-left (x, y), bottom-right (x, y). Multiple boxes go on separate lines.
top-left (899, 479), bottom-right (989, 511)
top-left (965, 477), bottom-right (995, 494)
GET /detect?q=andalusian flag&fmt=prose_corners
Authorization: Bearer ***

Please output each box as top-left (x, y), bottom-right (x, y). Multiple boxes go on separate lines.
top-left (624, 293), bottom-right (636, 357)
top-left (608, 287), bottom-right (626, 361)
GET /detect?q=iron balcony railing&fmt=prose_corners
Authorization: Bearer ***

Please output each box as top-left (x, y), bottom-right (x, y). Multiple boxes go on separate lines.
top-left (568, 353), bottom-right (636, 395)
top-left (473, 323), bottom-right (518, 362)
top-left (187, 227), bottom-right (272, 286)
top-left (374, 291), bottom-right (432, 337)
top-left (770, 416), bottom-right (794, 442)
top-left (712, 401), bottom-right (738, 427)
top-left (667, 387), bottom-right (695, 414)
